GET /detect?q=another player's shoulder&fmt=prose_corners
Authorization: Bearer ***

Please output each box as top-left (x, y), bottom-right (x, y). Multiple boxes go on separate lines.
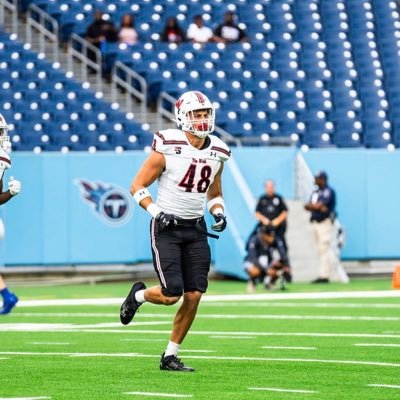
top-left (152, 129), bottom-right (187, 155)
top-left (209, 135), bottom-right (231, 162)
top-left (0, 148), bottom-right (11, 169)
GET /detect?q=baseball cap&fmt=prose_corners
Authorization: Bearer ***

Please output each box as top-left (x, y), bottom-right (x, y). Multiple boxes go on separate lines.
top-left (260, 225), bottom-right (276, 236)
top-left (314, 171), bottom-right (327, 180)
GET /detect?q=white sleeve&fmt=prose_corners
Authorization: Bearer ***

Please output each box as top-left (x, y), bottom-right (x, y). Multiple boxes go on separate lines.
top-left (186, 24), bottom-right (195, 40)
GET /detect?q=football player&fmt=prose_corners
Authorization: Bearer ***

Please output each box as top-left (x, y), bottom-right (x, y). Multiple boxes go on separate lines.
top-left (120, 91), bottom-right (230, 371)
top-left (0, 114), bottom-right (21, 315)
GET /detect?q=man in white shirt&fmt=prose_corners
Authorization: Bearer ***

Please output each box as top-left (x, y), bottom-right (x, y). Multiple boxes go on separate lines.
top-left (186, 15), bottom-right (215, 44)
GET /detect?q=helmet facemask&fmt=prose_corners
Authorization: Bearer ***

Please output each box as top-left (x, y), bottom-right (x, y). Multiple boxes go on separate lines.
top-left (181, 108), bottom-right (215, 139)
top-left (174, 91), bottom-right (215, 139)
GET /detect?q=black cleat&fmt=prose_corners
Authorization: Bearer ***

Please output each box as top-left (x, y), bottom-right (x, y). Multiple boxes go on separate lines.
top-left (283, 271), bottom-right (292, 283)
top-left (160, 353), bottom-right (195, 372)
top-left (311, 277), bottom-right (329, 284)
top-left (120, 282), bottom-right (146, 325)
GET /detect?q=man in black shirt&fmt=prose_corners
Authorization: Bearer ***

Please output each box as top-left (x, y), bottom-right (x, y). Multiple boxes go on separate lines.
top-left (248, 180), bottom-right (288, 251)
top-left (244, 225), bottom-right (291, 292)
top-left (214, 11), bottom-right (248, 43)
top-left (304, 171), bottom-right (338, 283)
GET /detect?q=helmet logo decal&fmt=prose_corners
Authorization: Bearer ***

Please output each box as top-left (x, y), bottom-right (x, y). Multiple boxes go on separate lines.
top-left (75, 179), bottom-right (132, 226)
top-left (193, 91), bottom-right (205, 105)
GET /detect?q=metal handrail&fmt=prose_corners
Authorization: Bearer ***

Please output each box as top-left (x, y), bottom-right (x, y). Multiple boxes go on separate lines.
top-left (111, 61), bottom-right (147, 115)
top-left (26, 3), bottom-right (58, 62)
top-left (68, 33), bottom-right (102, 92)
top-left (295, 152), bottom-right (315, 201)
top-left (157, 91), bottom-right (242, 147)
top-left (0, 0), bottom-right (17, 33)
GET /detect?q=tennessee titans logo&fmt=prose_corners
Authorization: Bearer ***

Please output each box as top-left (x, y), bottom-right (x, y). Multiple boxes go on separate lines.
top-left (75, 179), bottom-right (132, 226)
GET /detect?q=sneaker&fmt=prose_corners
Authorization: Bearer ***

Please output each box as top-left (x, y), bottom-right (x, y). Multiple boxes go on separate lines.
top-left (120, 282), bottom-right (146, 325)
top-left (160, 353), bottom-right (195, 372)
top-left (0, 293), bottom-right (18, 315)
top-left (311, 277), bottom-right (329, 284)
top-left (283, 271), bottom-right (292, 283)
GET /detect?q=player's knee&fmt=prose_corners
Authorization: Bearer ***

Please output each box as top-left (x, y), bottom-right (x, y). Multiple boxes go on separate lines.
top-left (184, 290), bottom-right (202, 303)
top-left (182, 291), bottom-right (202, 311)
top-left (161, 285), bottom-right (183, 304)
top-left (162, 295), bottom-right (181, 305)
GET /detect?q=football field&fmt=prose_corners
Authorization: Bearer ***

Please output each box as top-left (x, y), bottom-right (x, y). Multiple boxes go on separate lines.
top-left (0, 279), bottom-right (399, 399)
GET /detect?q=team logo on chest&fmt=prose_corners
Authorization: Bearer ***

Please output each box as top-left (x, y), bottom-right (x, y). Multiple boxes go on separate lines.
top-left (75, 179), bottom-right (132, 226)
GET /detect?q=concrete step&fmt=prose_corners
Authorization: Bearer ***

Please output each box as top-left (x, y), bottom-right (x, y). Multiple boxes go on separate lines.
top-left (5, 12), bottom-right (163, 131)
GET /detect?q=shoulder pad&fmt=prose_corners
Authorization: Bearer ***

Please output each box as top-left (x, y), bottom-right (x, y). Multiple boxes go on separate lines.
top-left (209, 135), bottom-right (231, 162)
top-left (152, 129), bottom-right (188, 155)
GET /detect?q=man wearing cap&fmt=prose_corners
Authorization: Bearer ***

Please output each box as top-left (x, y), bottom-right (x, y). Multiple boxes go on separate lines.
top-left (244, 225), bottom-right (291, 292)
top-left (304, 171), bottom-right (337, 283)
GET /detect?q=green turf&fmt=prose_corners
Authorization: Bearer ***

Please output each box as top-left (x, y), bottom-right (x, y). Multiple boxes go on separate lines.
top-left (0, 279), bottom-right (399, 399)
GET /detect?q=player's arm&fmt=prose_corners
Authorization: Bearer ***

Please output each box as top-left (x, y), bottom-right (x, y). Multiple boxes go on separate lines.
top-left (207, 163), bottom-right (227, 232)
top-left (304, 201), bottom-right (328, 212)
top-left (255, 211), bottom-right (270, 226)
top-left (0, 176), bottom-right (21, 205)
top-left (130, 151), bottom-right (165, 218)
top-left (272, 209), bottom-right (288, 227)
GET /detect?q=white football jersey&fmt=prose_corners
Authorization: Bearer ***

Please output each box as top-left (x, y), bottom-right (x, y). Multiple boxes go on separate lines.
top-left (152, 129), bottom-right (231, 219)
top-left (0, 147), bottom-right (11, 181)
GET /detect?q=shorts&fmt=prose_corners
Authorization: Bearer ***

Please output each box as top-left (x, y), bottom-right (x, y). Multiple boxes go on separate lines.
top-left (150, 217), bottom-right (211, 297)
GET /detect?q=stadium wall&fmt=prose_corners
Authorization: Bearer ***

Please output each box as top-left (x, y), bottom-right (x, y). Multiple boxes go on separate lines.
top-left (1, 149), bottom-right (399, 273)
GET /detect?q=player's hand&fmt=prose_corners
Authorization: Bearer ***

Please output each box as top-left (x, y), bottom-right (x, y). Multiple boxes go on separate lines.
top-left (211, 213), bottom-right (227, 232)
top-left (8, 177), bottom-right (21, 196)
top-left (156, 212), bottom-right (178, 231)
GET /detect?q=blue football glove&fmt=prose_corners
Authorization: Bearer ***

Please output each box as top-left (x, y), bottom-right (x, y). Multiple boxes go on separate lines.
top-left (156, 212), bottom-right (178, 231)
top-left (211, 213), bottom-right (227, 232)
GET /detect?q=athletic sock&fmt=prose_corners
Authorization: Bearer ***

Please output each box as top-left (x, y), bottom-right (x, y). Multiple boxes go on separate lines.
top-left (134, 289), bottom-right (146, 304)
top-left (0, 287), bottom-right (12, 299)
top-left (164, 341), bottom-right (180, 357)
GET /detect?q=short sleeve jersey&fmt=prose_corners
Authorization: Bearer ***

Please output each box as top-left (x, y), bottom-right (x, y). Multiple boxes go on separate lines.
top-left (0, 148), bottom-right (11, 180)
top-left (152, 129), bottom-right (231, 219)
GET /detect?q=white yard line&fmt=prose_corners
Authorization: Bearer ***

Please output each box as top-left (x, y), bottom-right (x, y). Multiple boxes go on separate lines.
top-left (262, 346), bottom-right (317, 350)
top-left (121, 339), bottom-right (165, 342)
top-left (30, 342), bottom-right (70, 346)
top-left (179, 350), bottom-right (215, 353)
top-left (197, 314), bottom-right (399, 321)
top-left (125, 393), bottom-right (192, 398)
top-left (355, 343), bottom-right (400, 348)
top-left (15, 290), bottom-right (400, 308)
top-left (10, 312), bottom-right (400, 322)
top-left (206, 302), bottom-right (400, 309)
top-left (0, 398), bottom-right (51, 400)
top-left (210, 335), bottom-right (256, 339)
top-left (367, 384), bottom-right (400, 389)
top-left (1, 351), bottom-right (400, 368)
top-left (249, 387), bottom-right (317, 394)
top-left (2, 325), bottom-right (400, 339)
